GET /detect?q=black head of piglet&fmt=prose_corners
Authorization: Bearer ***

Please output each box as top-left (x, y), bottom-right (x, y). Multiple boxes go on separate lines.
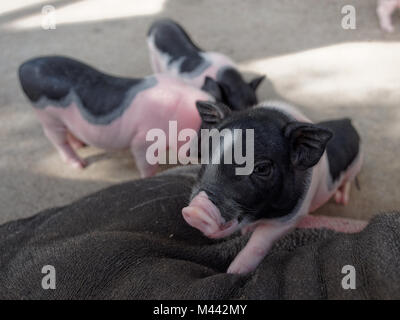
top-left (182, 101), bottom-right (332, 239)
top-left (201, 70), bottom-right (265, 111)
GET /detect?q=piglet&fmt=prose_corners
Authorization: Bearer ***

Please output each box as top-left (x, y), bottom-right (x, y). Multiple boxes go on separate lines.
top-left (377, 0), bottom-right (400, 32)
top-left (182, 100), bottom-right (364, 274)
top-left (147, 19), bottom-right (265, 110)
top-left (18, 56), bottom-right (212, 177)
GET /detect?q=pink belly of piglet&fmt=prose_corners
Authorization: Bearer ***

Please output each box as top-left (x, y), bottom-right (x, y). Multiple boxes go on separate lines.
top-left (182, 191), bottom-right (239, 238)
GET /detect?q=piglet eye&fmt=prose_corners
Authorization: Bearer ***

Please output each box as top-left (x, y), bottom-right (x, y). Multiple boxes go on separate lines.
top-left (253, 161), bottom-right (273, 177)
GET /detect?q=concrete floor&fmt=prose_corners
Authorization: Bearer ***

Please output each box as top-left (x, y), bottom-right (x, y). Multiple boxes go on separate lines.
top-left (0, 0), bottom-right (400, 224)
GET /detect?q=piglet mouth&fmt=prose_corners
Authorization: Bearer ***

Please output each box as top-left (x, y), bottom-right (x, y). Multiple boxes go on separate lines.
top-left (182, 191), bottom-right (239, 239)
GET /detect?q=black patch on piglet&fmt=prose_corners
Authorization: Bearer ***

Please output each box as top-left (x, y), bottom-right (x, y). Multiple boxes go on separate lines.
top-left (148, 18), bottom-right (207, 74)
top-left (19, 56), bottom-right (140, 112)
top-left (18, 56), bottom-right (157, 124)
top-left (317, 118), bottom-right (360, 182)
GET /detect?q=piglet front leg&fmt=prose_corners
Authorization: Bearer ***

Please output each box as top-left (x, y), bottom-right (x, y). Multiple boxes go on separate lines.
top-left (227, 222), bottom-right (295, 274)
top-left (228, 215), bottom-right (368, 274)
top-left (39, 116), bottom-right (87, 169)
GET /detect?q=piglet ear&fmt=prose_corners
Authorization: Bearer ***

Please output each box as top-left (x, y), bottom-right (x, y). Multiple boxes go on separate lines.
top-left (248, 75), bottom-right (266, 91)
top-left (196, 100), bottom-right (231, 125)
top-left (284, 122), bottom-right (333, 170)
top-left (201, 77), bottom-right (223, 102)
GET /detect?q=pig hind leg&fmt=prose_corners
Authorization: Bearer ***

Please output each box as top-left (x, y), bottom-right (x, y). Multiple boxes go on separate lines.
top-left (334, 150), bottom-right (363, 206)
top-left (42, 121), bottom-right (86, 169)
top-left (334, 181), bottom-right (351, 205)
top-left (377, 0), bottom-right (398, 32)
top-left (318, 119), bottom-right (362, 206)
top-left (67, 131), bottom-right (86, 149)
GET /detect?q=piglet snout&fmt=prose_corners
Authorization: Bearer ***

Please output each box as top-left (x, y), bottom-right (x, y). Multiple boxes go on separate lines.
top-left (182, 191), bottom-right (238, 238)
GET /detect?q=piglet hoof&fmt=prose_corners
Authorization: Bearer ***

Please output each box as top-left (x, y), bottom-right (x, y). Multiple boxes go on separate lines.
top-left (227, 264), bottom-right (242, 275)
top-left (69, 159), bottom-right (87, 169)
top-left (334, 191), bottom-right (344, 205)
top-left (227, 262), bottom-right (251, 275)
top-left (67, 132), bottom-right (87, 149)
top-left (139, 166), bottom-right (158, 179)
top-left (334, 182), bottom-right (351, 206)
top-left (71, 141), bottom-right (86, 149)
top-left (381, 24), bottom-right (395, 33)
